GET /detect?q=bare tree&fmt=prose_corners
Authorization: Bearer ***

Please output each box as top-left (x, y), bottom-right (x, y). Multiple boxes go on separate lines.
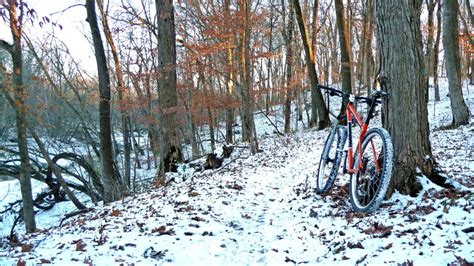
top-left (335, 0), bottom-right (352, 117)
top-left (293, 0), bottom-right (330, 129)
top-left (156, 0), bottom-right (183, 173)
top-left (464, 0), bottom-right (474, 84)
top-left (282, 0), bottom-right (295, 133)
top-left (86, 0), bottom-right (127, 202)
top-left (432, 1), bottom-right (442, 101)
top-left (0, 0), bottom-right (36, 233)
top-left (237, 0), bottom-right (259, 154)
top-left (442, 0), bottom-right (470, 128)
top-left (96, 0), bottom-right (132, 188)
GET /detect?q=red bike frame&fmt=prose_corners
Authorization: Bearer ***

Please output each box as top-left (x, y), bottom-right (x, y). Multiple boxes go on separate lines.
top-left (345, 102), bottom-right (381, 175)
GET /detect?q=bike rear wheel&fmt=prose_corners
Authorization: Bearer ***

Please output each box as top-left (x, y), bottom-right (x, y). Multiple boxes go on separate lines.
top-left (316, 126), bottom-right (346, 194)
top-left (349, 127), bottom-right (393, 213)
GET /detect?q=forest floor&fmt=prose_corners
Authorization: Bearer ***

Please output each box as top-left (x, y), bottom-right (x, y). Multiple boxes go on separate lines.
top-left (0, 81), bottom-right (473, 265)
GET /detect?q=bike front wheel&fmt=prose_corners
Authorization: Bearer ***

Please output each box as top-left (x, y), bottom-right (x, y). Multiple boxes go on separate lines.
top-left (349, 127), bottom-right (393, 213)
top-left (316, 126), bottom-right (346, 194)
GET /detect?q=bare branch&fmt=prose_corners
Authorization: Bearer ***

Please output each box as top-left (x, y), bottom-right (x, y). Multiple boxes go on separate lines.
top-left (0, 39), bottom-right (14, 55)
top-left (49, 3), bottom-right (84, 16)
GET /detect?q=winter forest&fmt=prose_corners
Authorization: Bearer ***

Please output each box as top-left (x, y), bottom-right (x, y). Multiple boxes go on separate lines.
top-left (0, 0), bottom-right (473, 265)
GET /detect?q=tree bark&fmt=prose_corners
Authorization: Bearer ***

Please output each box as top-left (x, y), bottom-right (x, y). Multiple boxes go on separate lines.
top-left (292, 0), bottom-right (330, 129)
top-left (86, 0), bottom-right (126, 202)
top-left (425, 0), bottom-right (436, 82)
top-left (442, 0), bottom-right (470, 127)
top-left (335, 0), bottom-right (353, 117)
top-left (97, 0), bottom-right (132, 189)
top-left (238, 0), bottom-right (259, 154)
top-left (433, 1), bottom-right (442, 101)
top-left (361, 0), bottom-right (375, 94)
top-left (283, 0), bottom-right (295, 134)
top-left (375, 0), bottom-right (438, 196)
top-left (0, 0), bottom-right (36, 233)
top-left (224, 0), bottom-right (234, 144)
top-left (156, 0), bottom-right (183, 173)
top-left (311, 0), bottom-right (319, 63)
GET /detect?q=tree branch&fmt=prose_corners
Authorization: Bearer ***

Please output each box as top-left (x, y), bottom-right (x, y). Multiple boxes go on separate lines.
top-left (0, 39), bottom-right (14, 55)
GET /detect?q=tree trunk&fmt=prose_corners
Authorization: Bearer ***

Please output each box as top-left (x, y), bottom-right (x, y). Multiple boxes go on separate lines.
top-left (0, 0), bottom-right (36, 233)
top-left (224, 0), bottom-right (235, 144)
top-left (335, 0), bottom-right (353, 117)
top-left (292, 0), bottom-right (330, 129)
top-left (97, 0), bottom-right (132, 189)
top-left (442, 0), bottom-right (470, 127)
top-left (238, 0), bottom-right (259, 154)
top-left (375, 0), bottom-right (438, 196)
top-left (361, 0), bottom-right (375, 93)
top-left (283, 0), bottom-right (295, 134)
top-left (86, 0), bottom-right (125, 203)
top-left (156, 0), bottom-right (183, 173)
top-left (470, 57), bottom-right (474, 85)
top-left (311, 0), bottom-right (319, 63)
top-left (199, 66), bottom-right (216, 151)
top-left (425, 0), bottom-right (436, 83)
top-left (466, 0), bottom-right (474, 84)
top-left (433, 1), bottom-right (442, 101)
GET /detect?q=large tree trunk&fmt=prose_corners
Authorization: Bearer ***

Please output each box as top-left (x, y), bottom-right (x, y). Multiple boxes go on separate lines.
top-left (335, 0), bottom-right (352, 117)
top-left (375, 0), bottom-right (440, 196)
top-left (86, 0), bottom-right (126, 202)
top-left (0, 0), bottom-right (36, 233)
top-left (292, 0), bottom-right (330, 129)
top-left (442, 0), bottom-right (470, 127)
top-left (156, 0), bottom-right (183, 173)
top-left (97, 0), bottom-right (131, 189)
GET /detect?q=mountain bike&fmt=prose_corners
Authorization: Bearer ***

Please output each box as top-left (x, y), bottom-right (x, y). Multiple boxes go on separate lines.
top-left (316, 84), bottom-right (393, 213)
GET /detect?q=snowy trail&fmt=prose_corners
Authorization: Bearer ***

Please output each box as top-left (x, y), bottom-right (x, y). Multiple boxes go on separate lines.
top-left (211, 131), bottom-right (331, 264)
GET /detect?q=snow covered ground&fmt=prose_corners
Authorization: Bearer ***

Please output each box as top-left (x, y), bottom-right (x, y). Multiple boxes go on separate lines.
top-left (0, 80), bottom-right (473, 265)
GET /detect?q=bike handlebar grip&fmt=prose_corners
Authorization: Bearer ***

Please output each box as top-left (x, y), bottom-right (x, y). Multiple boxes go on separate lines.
top-left (317, 84), bottom-right (347, 98)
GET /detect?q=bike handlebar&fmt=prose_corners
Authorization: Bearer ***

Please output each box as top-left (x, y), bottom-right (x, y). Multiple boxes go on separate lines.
top-left (317, 84), bottom-right (389, 106)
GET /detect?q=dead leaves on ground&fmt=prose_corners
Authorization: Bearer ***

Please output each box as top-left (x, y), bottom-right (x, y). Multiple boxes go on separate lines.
top-left (151, 226), bottom-right (175, 236)
top-left (111, 209), bottom-right (122, 217)
top-left (72, 239), bottom-right (87, 252)
top-left (362, 222), bottom-right (393, 238)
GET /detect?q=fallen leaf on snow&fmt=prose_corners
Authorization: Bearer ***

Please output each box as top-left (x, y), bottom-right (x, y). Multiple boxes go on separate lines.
top-left (73, 239), bottom-right (87, 252)
top-left (20, 244), bottom-right (33, 252)
top-left (152, 226), bottom-right (175, 235)
top-left (111, 209), bottom-right (122, 217)
top-left (188, 191), bottom-right (200, 197)
top-left (347, 242), bottom-right (364, 249)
